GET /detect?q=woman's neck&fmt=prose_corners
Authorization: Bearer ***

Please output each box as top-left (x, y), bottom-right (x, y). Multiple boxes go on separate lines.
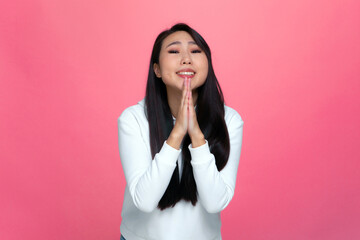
top-left (166, 88), bottom-right (198, 119)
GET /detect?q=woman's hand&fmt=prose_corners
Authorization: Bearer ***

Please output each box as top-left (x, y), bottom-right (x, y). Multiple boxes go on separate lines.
top-left (167, 77), bottom-right (205, 149)
top-left (172, 78), bottom-right (189, 138)
top-left (167, 78), bottom-right (189, 149)
top-left (186, 78), bottom-right (206, 147)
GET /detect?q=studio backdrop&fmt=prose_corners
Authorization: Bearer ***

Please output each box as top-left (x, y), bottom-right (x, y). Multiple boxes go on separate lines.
top-left (1, 0), bottom-right (359, 239)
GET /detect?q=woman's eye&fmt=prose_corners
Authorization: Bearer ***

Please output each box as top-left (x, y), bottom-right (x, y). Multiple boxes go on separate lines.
top-left (192, 49), bottom-right (202, 53)
top-left (168, 50), bottom-right (179, 54)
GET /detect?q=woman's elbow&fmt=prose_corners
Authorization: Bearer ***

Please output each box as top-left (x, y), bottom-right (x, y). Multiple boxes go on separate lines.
top-left (202, 200), bottom-right (229, 213)
top-left (133, 195), bottom-right (158, 213)
top-left (135, 204), bottom-right (157, 213)
top-left (201, 191), bottom-right (234, 213)
top-left (203, 204), bottom-right (222, 213)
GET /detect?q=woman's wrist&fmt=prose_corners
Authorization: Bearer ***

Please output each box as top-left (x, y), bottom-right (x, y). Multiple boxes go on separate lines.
top-left (166, 130), bottom-right (185, 150)
top-left (190, 132), bottom-right (206, 148)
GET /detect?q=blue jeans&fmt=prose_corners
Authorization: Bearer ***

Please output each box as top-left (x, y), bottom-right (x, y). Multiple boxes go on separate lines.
top-left (120, 235), bottom-right (126, 240)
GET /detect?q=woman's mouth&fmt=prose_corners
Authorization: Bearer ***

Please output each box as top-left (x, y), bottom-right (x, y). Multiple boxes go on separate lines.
top-left (176, 70), bottom-right (196, 78)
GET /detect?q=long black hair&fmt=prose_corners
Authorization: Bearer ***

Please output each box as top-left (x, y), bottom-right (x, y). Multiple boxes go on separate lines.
top-left (145, 23), bottom-right (230, 210)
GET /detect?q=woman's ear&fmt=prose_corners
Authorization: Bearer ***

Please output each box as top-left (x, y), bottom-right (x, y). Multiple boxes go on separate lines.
top-left (153, 63), bottom-right (161, 78)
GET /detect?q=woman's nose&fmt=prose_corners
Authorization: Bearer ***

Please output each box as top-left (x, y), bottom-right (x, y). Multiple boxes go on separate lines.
top-left (181, 53), bottom-right (192, 65)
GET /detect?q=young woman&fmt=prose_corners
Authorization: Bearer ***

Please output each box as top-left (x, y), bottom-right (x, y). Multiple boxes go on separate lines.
top-left (117, 23), bottom-right (244, 240)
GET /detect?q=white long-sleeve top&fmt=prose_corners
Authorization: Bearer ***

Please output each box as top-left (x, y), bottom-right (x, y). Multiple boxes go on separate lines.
top-left (117, 98), bottom-right (244, 240)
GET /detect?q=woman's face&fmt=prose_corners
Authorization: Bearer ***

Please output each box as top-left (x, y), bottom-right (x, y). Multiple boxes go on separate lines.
top-left (154, 31), bottom-right (208, 93)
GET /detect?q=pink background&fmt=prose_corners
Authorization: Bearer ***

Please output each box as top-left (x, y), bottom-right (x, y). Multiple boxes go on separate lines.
top-left (1, 0), bottom-right (359, 239)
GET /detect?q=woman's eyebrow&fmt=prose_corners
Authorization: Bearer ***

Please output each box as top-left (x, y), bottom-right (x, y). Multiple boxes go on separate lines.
top-left (166, 41), bottom-right (197, 48)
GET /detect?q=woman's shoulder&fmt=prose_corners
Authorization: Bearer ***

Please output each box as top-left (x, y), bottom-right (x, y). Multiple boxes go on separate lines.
top-left (117, 98), bottom-right (147, 123)
top-left (224, 104), bottom-right (244, 127)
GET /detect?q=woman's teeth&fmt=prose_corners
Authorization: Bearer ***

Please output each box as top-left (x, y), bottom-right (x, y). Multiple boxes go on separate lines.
top-left (177, 72), bottom-right (195, 75)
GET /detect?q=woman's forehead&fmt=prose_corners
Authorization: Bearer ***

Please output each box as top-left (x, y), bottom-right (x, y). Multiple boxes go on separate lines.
top-left (162, 31), bottom-right (195, 47)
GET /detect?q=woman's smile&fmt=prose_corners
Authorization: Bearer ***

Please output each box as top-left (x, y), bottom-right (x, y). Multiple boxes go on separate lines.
top-left (176, 68), bottom-right (196, 79)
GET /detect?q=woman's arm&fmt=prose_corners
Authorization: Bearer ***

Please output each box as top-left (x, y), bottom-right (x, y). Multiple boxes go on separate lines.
top-left (189, 111), bottom-right (244, 213)
top-left (118, 108), bottom-right (181, 212)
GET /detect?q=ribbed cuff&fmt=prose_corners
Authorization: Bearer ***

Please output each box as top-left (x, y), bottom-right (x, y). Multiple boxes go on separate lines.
top-left (188, 140), bottom-right (212, 163)
top-left (156, 141), bottom-right (182, 166)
